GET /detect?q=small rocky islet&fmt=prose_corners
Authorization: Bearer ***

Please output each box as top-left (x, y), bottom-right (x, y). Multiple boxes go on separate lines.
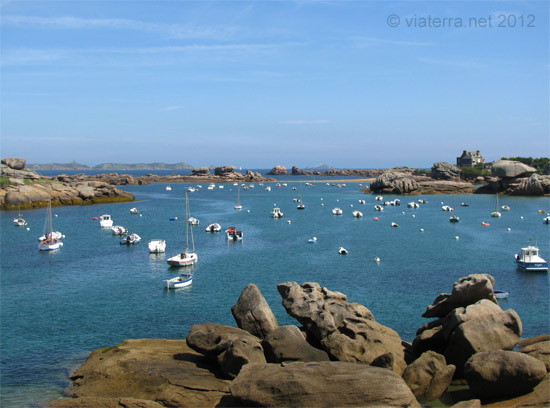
top-left (48, 274), bottom-right (549, 408)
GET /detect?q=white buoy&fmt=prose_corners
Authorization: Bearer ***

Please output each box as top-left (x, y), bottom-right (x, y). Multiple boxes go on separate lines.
top-left (420, 228), bottom-right (424, 232)
top-left (350, 204), bottom-right (354, 207)
top-left (507, 227), bottom-right (512, 231)
top-left (139, 214), bottom-right (143, 217)
top-left (374, 257), bottom-right (381, 263)
top-left (455, 236), bottom-right (459, 240)
top-left (412, 214), bottom-right (416, 218)
top-left (287, 220), bottom-right (291, 224)
top-left (247, 209), bottom-right (251, 213)
top-left (520, 216), bottom-right (524, 220)
top-left (26, 227), bottom-right (30, 231)
top-left (55, 214), bottom-right (58, 217)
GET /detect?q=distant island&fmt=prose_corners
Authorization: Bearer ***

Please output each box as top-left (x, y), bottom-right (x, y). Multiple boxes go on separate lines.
top-left (27, 161), bottom-right (194, 171)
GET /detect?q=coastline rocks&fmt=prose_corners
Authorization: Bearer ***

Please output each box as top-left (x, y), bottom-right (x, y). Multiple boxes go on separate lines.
top-left (416, 180), bottom-right (475, 194)
top-left (368, 172), bottom-right (475, 195)
top-left (431, 162), bottom-right (462, 180)
top-left (186, 323), bottom-right (266, 379)
top-left (262, 325), bottom-right (330, 363)
top-left (230, 362), bottom-right (421, 408)
top-left (464, 350), bottom-right (547, 398)
top-left (277, 282), bottom-right (408, 373)
top-left (369, 172), bottom-right (419, 194)
top-left (191, 167), bottom-right (211, 176)
top-left (231, 283), bottom-right (279, 339)
top-left (267, 165), bottom-right (287, 175)
top-left (475, 173), bottom-right (550, 196)
top-left (492, 160), bottom-right (537, 178)
top-left (0, 163), bottom-right (42, 181)
top-left (402, 351), bottom-right (455, 401)
top-left (422, 274), bottom-right (498, 319)
top-left (1, 157), bottom-right (26, 170)
top-left (214, 165), bottom-right (236, 176)
top-left (519, 339), bottom-right (550, 371)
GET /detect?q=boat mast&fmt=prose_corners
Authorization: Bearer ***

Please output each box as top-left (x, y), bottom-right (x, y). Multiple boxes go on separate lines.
top-left (185, 192), bottom-right (190, 252)
top-left (48, 190), bottom-right (53, 241)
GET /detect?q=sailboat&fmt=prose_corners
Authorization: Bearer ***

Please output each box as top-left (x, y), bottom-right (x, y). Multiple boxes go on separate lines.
top-left (234, 184), bottom-right (243, 210)
top-left (450, 196), bottom-right (459, 223)
top-left (491, 193), bottom-right (502, 218)
top-left (13, 205), bottom-right (27, 226)
top-left (38, 192), bottom-right (63, 251)
top-left (166, 192), bottom-right (198, 267)
top-left (297, 182), bottom-right (305, 210)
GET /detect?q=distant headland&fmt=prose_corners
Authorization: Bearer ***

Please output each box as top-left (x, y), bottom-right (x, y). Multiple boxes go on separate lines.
top-left (27, 161), bottom-right (194, 171)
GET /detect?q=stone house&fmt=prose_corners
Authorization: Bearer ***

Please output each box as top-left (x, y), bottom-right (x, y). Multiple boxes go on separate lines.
top-left (456, 150), bottom-right (485, 167)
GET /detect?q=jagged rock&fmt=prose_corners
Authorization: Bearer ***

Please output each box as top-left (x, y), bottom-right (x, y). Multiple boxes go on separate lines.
top-left (231, 284), bottom-right (279, 339)
top-left (464, 350), bottom-right (546, 398)
top-left (48, 397), bottom-right (165, 407)
top-left (444, 309), bottom-right (522, 375)
top-left (267, 165), bottom-right (287, 175)
top-left (416, 180), bottom-right (475, 194)
top-left (262, 325), bottom-right (330, 363)
top-left (422, 274), bottom-right (497, 319)
top-left (519, 340), bottom-right (550, 371)
top-left (450, 400), bottom-right (481, 408)
top-left (513, 174), bottom-right (546, 196)
top-left (243, 170), bottom-right (264, 181)
top-left (1, 157), bottom-right (26, 170)
top-left (214, 166), bottom-right (236, 176)
top-left (0, 164), bottom-right (41, 180)
top-left (370, 172), bottom-right (419, 194)
top-left (402, 351), bottom-right (455, 401)
top-left (230, 362), bottom-right (421, 407)
top-left (186, 323), bottom-right (266, 379)
top-left (431, 162), bottom-right (462, 180)
top-left (191, 167), bottom-right (211, 176)
top-left (492, 160), bottom-right (537, 178)
top-left (277, 282), bottom-right (407, 373)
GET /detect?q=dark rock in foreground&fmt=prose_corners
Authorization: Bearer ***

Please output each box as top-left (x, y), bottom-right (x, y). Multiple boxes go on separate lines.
top-left (230, 362), bottom-right (421, 408)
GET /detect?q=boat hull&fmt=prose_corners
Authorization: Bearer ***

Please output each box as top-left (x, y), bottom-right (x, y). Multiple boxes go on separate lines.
top-left (38, 240), bottom-right (63, 251)
top-left (516, 259), bottom-right (548, 271)
top-left (167, 252), bottom-right (198, 267)
top-left (163, 273), bottom-right (193, 288)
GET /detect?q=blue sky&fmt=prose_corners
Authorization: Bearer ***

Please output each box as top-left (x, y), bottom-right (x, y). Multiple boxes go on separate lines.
top-left (1, 1), bottom-right (548, 169)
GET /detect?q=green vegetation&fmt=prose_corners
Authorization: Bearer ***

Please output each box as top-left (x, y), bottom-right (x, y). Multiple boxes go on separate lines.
top-left (459, 165), bottom-right (490, 179)
top-left (0, 177), bottom-right (10, 187)
top-left (501, 157), bottom-right (549, 173)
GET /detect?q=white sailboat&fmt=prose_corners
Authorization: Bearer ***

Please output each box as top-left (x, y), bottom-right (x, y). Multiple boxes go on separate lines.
top-left (450, 196), bottom-right (459, 223)
top-left (38, 192), bottom-right (63, 251)
top-left (167, 192), bottom-right (198, 267)
top-left (491, 193), bottom-right (502, 218)
top-left (13, 205), bottom-right (27, 227)
top-left (234, 184), bottom-right (242, 210)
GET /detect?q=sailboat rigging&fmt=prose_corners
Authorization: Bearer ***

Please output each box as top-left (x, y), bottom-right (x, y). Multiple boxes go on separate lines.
top-left (166, 192), bottom-right (198, 267)
top-left (450, 195), bottom-right (459, 223)
top-left (38, 190), bottom-right (63, 251)
top-left (234, 184), bottom-right (242, 210)
top-left (491, 193), bottom-right (502, 218)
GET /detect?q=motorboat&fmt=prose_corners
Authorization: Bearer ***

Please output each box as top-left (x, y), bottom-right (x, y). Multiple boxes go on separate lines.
top-left (163, 272), bottom-right (193, 289)
top-left (271, 208), bottom-right (284, 218)
top-left (99, 214), bottom-right (113, 228)
top-left (187, 187), bottom-right (196, 192)
top-left (265, 186), bottom-right (271, 192)
top-left (130, 207), bottom-right (139, 214)
top-left (501, 205), bottom-right (511, 211)
top-left (515, 240), bottom-right (548, 271)
top-left (418, 199), bottom-right (428, 204)
top-left (111, 225), bottom-right (128, 235)
top-left (374, 205), bottom-right (383, 212)
top-left (39, 193), bottom-right (63, 251)
top-left (358, 200), bottom-right (366, 204)
top-left (338, 247), bottom-right (348, 254)
top-left (205, 223), bottom-right (222, 232)
top-left (188, 217), bottom-right (200, 226)
top-left (461, 203), bottom-right (469, 207)
top-left (167, 192), bottom-right (198, 267)
top-left (391, 222), bottom-right (399, 227)
top-left (544, 216), bottom-right (550, 225)
top-left (375, 196), bottom-right (383, 201)
top-left (165, 186), bottom-right (172, 191)
top-left (38, 231), bottom-right (64, 241)
top-left (493, 290), bottom-right (509, 299)
top-left (148, 239), bottom-right (166, 253)
top-left (297, 203), bottom-right (305, 210)
top-left (226, 227), bottom-right (243, 241)
top-left (332, 208), bottom-right (343, 215)
top-left (407, 202), bottom-right (420, 209)
top-left (374, 257), bottom-right (381, 263)
top-left (482, 222), bottom-right (490, 227)
top-left (442, 205), bottom-right (452, 212)
top-left (13, 214), bottom-right (27, 226)
top-left (207, 184), bottom-right (215, 190)
top-left (120, 233), bottom-right (141, 245)
top-left (308, 237), bottom-right (317, 243)
top-left (352, 210), bottom-right (363, 218)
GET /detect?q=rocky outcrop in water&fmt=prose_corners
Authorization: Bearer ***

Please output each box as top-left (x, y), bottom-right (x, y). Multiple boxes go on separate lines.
top-left (431, 162), bottom-right (462, 180)
top-left (368, 171), bottom-right (475, 195)
top-left (48, 276), bottom-right (550, 408)
top-left (267, 165), bottom-right (287, 175)
top-left (475, 173), bottom-right (550, 196)
top-left (492, 160), bottom-right (537, 178)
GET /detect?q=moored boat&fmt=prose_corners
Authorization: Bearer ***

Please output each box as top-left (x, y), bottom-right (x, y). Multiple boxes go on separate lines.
top-left (167, 192), bottom-right (198, 267)
top-left (493, 289), bottom-right (509, 299)
top-left (226, 227), bottom-right (243, 241)
top-left (515, 240), bottom-right (548, 271)
top-left (120, 233), bottom-right (141, 245)
top-left (148, 239), bottom-right (166, 253)
top-left (352, 210), bottom-right (363, 218)
top-left (111, 225), bottom-right (128, 235)
top-left (271, 208), bottom-right (284, 218)
top-left (332, 207), bottom-right (343, 215)
top-left (163, 272), bottom-right (193, 288)
top-left (205, 223), bottom-right (222, 232)
top-left (38, 193), bottom-right (63, 251)
top-left (99, 214), bottom-right (113, 228)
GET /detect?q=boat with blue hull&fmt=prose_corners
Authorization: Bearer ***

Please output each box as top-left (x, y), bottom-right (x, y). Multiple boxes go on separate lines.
top-left (515, 240), bottom-right (548, 271)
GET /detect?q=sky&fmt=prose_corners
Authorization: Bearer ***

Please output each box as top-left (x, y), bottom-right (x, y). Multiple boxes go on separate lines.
top-left (1, 0), bottom-right (548, 169)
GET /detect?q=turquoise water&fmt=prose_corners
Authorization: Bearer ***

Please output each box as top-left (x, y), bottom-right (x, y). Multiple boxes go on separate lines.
top-left (1, 180), bottom-right (549, 407)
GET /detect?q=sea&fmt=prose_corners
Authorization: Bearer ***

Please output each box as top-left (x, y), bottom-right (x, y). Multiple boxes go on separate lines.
top-left (1, 170), bottom-right (549, 407)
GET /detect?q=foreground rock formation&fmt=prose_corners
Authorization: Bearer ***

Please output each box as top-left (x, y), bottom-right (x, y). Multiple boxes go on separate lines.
top-left (48, 274), bottom-right (549, 408)
top-left (0, 158), bottom-right (134, 210)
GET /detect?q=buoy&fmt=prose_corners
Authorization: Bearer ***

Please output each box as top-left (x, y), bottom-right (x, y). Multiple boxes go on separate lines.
top-left (412, 214), bottom-right (416, 218)
top-left (139, 214), bottom-right (142, 217)
top-left (420, 228), bottom-right (424, 232)
top-left (374, 257), bottom-right (381, 263)
top-left (247, 210), bottom-right (251, 213)
top-left (520, 216), bottom-right (524, 220)
top-left (373, 217), bottom-right (380, 221)
top-left (507, 228), bottom-right (512, 231)
top-left (455, 236), bottom-right (459, 240)
top-left (26, 227), bottom-right (30, 231)
top-left (287, 220), bottom-right (291, 224)
top-left (55, 214), bottom-right (58, 217)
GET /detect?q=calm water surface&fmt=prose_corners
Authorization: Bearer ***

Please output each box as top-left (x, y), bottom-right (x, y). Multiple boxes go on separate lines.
top-left (1, 179), bottom-right (549, 407)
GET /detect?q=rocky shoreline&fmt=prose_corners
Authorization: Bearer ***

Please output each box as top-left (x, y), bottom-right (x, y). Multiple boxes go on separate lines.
top-left (48, 274), bottom-right (549, 408)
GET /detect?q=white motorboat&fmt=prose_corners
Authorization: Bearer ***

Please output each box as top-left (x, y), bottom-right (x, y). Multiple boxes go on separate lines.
top-left (165, 186), bottom-right (172, 191)
top-left (205, 223), bottom-right (222, 232)
top-left (375, 196), bottom-right (384, 201)
top-left (99, 214), bottom-right (113, 228)
top-left (130, 207), bottom-right (139, 214)
top-left (338, 247), bottom-right (348, 254)
top-left (167, 192), bottom-right (198, 267)
top-left (13, 209), bottom-right (27, 226)
top-left (391, 222), bottom-right (399, 227)
top-left (207, 184), bottom-right (215, 190)
top-left (120, 233), bottom-right (141, 245)
top-left (39, 193), bottom-right (63, 251)
top-left (407, 202), bottom-right (420, 209)
top-left (265, 186), bottom-right (271, 192)
top-left (352, 210), bottom-right (363, 218)
top-left (148, 239), bottom-right (166, 253)
top-left (442, 205), bottom-right (453, 212)
top-left (163, 272), bottom-right (193, 289)
top-left (111, 225), bottom-right (128, 235)
top-left (308, 237), bottom-right (317, 243)
top-left (544, 216), bottom-right (550, 224)
top-left (493, 290), bottom-right (509, 299)
top-left (188, 217), bottom-right (200, 226)
top-left (271, 208), bottom-right (284, 218)
top-left (332, 208), bottom-right (343, 215)
top-left (374, 205), bottom-right (384, 212)
top-left (515, 240), bottom-right (548, 271)
top-left (501, 205), bottom-right (510, 211)
top-left (38, 230), bottom-right (65, 241)
top-left (226, 227), bottom-right (243, 241)
top-left (358, 200), bottom-right (366, 204)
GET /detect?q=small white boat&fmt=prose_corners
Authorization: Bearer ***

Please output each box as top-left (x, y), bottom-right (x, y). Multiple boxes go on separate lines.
top-left (39, 193), bottom-right (63, 251)
top-left (271, 208), bottom-right (284, 218)
top-left (120, 233), bottom-right (141, 245)
top-left (332, 207), bottom-right (343, 215)
top-left (205, 223), bottom-right (222, 232)
top-left (187, 187), bottom-right (196, 192)
top-left (163, 272), bottom-right (193, 288)
top-left (38, 231), bottom-right (64, 241)
top-left (515, 240), bottom-right (548, 271)
top-left (374, 205), bottom-right (384, 212)
top-left (226, 227), bottom-right (243, 241)
top-left (168, 193), bottom-right (198, 267)
top-left (148, 239), bottom-right (166, 253)
top-left (407, 202), bottom-right (419, 209)
top-left (391, 222), bottom-right (399, 228)
top-left (130, 207), bottom-right (139, 214)
top-left (544, 217), bottom-right (550, 225)
top-left (491, 193), bottom-right (502, 217)
top-left (99, 214), bottom-right (113, 228)
top-left (352, 210), bottom-right (363, 218)
top-left (375, 196), bottom-right (383, 201)
top-left (13, 214), bottom-right (27, 226)
top-left (308, 237), bottom-right (317, 243)
top-left (111, 225), bottom-right (128, 235)
top-left (235, 185), bottom-right (243, 210)
top-left (418, 199), bottom-right (428, 204)
top-left (188, 217), bottom-right (200, 226)
top-left (338, 247), bottom-right (348, 254)
top-left (501, 205), bottom-right (510, 211)
top-left (265, 186), bottom-right (271, 192)
top-left (358, 200), bottom-right (366, 204)
top-left (165, 186), bottom-right (172, 191)
top-left (374, 257), bottom-right (381, 263)
top-left (493, 290), bottom-right (509, 299)
top-left (442, 205), bottom-right (453, 212)
top-left (207, 184), bottom-right (215, 190)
